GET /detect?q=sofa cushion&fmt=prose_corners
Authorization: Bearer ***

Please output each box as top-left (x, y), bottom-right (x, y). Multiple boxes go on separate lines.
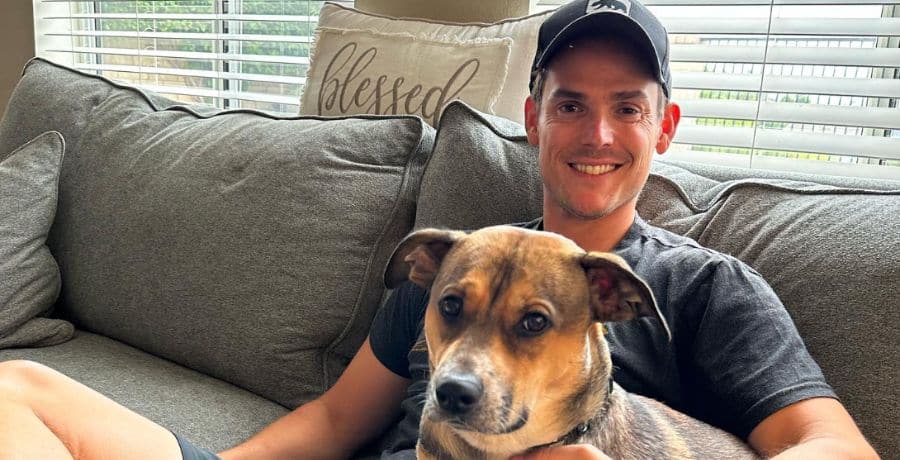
top-left (0, 58), bottom-right (435, 408)
top-left (660, 159), bottom-right (900, 192)
top-left (300, 2), bottom-right (551, 126)
top-left (0, 331), bottom-right (287, 451)
top-left (0, 131), bottom-right (74, 349)
top-left (417, 100), bottom-right (900, 456)
top-left (415, 101), bottom-right (543, 230)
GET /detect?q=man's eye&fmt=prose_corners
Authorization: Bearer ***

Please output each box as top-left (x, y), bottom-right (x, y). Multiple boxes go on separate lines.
top-left (559, 103), bottom-right (581, 113)
top-left (439, 295), bottom-right (463, 318)
top-left (618, 106), bottom-right (644, 118)
top-left (518, 312), bottom-right (551, 336)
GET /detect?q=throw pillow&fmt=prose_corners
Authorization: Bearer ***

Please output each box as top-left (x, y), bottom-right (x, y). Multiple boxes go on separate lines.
top-left (0, 131), bottom-right (74, 349)
top-left (299, 2), bottom-right (552, 126)
top-left (414, 100), bottom-right (543, 230)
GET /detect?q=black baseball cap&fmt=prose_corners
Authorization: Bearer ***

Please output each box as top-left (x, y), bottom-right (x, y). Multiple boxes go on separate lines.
top-left (530, 0), bottom-right (672, 98)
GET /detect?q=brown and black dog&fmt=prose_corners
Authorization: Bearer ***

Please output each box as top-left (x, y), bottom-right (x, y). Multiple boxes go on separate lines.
top-left (385, 225), bottom-right (760, 460)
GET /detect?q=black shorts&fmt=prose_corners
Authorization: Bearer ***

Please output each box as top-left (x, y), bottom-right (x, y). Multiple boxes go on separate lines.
top-left (173, 433), bottom-right (222, 460)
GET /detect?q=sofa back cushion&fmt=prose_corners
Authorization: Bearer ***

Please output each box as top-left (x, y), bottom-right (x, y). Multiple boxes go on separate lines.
top-left (417, 101), bottom-right (900, 455)
top-left (0, 58), bottom-right (434, 408)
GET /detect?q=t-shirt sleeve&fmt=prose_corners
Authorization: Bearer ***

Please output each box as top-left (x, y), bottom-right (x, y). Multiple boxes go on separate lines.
top-left (369, 281), bottom-right (429, 379)
top-left (692, 258), bottom-right (837, 438)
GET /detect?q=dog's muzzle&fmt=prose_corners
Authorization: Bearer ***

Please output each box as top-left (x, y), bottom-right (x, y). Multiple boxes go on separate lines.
top-left (428, 369), bottom-right (531, 437)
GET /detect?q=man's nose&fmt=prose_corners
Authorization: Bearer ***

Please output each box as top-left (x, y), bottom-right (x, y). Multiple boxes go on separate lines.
top-left (585, 114), bottom-right (614, 148)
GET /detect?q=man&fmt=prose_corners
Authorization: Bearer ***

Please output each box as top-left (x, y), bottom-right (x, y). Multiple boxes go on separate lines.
top-left (0, 0), bottom-right (879, 459)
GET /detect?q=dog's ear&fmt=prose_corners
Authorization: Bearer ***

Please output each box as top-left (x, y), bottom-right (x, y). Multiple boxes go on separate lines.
top-left (384, 229), bottom-right (466, 289)
top-left (581, 253), bottom-right (671, 340)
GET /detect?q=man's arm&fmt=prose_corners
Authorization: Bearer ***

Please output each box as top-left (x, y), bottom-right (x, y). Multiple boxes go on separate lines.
top-left (749, 397), bottom-right (879, 459)
top-left (510, 397), bottom-right (878, 460)
top-left (219, 338), bottom-right (409, 460)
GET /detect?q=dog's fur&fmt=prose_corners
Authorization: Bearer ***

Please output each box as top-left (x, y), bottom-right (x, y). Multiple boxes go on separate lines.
top-left (385, 225), bottom-right (760, 459)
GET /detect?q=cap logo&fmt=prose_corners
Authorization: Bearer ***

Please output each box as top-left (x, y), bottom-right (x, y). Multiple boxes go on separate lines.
top-left (587, 0), bottom-right (631, 15)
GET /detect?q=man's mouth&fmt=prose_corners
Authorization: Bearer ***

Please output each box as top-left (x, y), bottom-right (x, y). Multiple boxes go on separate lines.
top-left (570, 163), bottom-right (618, 175)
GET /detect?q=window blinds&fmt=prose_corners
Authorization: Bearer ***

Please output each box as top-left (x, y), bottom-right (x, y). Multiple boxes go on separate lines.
top-left (34, 0), bottom-right (352, 113)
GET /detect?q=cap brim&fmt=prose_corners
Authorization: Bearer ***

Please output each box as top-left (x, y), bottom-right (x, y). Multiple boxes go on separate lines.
top-left (535, 12), bottom-right (663, 87)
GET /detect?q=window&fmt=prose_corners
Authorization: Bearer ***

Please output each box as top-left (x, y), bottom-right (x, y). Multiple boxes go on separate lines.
top-left (36, 0), bottom-right (900, 178)
top-left (34, 0), bottom-right (351, 114)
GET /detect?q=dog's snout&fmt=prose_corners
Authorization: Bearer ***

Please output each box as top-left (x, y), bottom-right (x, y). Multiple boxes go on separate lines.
top-left (435, 373), bottom-right (484, 415)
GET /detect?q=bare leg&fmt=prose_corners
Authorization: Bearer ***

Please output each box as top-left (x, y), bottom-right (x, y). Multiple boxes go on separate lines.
top-left (0, 360), bottom-right (183, 460)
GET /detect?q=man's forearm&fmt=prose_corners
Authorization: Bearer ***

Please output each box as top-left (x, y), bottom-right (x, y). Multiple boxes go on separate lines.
top-left (218, 399), bottom-right (356, 460)
top-left (769, 436), bottom-right (879, 460)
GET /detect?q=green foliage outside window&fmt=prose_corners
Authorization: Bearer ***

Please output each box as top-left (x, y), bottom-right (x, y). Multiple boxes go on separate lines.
top-left (93, 0), bottom-right (320, 77)
top-left (692, 86), bottom-right (865, 163)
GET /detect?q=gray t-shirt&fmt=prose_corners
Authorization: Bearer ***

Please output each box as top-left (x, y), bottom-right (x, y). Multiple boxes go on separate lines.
top-left (369, 216), bottom-right (836, 457)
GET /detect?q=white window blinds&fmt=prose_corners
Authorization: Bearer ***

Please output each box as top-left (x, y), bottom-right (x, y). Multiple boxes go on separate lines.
top-left (35, 0), bottom-right (900, 178)
top-left (34, 0), bottom-right (352, 114)
top-left (536, 0), bottom-right (900, 179)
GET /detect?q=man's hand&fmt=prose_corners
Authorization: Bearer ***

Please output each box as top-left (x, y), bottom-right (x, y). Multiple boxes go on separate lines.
top-left (509, 444), bottom-right (613, 460)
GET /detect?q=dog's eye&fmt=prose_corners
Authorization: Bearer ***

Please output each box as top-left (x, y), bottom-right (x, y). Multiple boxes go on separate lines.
top-left (439, 295), bottom-right (463, 318)
top-left (519, 312), bottom-right (550, 336)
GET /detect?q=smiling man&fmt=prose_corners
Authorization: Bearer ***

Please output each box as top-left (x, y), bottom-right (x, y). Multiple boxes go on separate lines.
top-left (514, 0), bottom-right (877, 458)
top-left (526, 38), bottom-right (677, 254)
top-left (0, 0), bottom-right (880, 459)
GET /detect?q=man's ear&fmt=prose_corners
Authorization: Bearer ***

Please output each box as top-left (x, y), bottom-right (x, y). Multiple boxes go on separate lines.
top-left (581, 253), bottom-right (671, 340)
top-left (384, 229), bottom-right (466, 289)
top-left (655, 101), bottom-right (681, 155)
top-left (524, 96), bottom-right (540, 146)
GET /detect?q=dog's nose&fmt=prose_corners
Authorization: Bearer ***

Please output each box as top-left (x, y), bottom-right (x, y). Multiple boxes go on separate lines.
top-left (435, 373), bottom-right (484, 415)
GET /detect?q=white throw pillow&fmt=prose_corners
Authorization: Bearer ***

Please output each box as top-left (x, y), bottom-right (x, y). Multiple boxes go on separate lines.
top-left (300, 2), bottom-right (552, 126)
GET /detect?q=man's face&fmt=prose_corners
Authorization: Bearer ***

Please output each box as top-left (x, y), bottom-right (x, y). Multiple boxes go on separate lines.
top-left (525, 39), bottom-right (678, 221)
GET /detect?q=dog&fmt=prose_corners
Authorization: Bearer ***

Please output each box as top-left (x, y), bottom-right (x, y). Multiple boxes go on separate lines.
top-left (385, 225), bottom-right (760, 459)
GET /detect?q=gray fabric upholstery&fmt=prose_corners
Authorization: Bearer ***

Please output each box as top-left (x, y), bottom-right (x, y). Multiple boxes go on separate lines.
top-left (0, 331), bottom-right (287, 451)
top-left (416, 100), bottom-right (899, 456)
top-left (414, 101), bottom-right (543, 230)
top-left (663, 158), bottom-right (900, 191)
top-left (0, 131), bottom-right (74, 349)
top-left (0, 58), bottom-right (435, 409)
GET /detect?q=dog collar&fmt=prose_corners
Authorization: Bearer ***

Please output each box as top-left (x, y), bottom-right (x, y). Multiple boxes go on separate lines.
top-left (541, 420), bottom-right (593, 450)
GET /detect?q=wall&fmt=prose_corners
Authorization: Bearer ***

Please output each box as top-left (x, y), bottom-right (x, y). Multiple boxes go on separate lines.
top-left (0, 0), bottom-right (35, 115)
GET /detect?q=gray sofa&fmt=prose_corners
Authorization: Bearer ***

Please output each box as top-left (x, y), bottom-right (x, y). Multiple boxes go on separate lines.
top-left (0, 58), bottom-right (897, 457)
